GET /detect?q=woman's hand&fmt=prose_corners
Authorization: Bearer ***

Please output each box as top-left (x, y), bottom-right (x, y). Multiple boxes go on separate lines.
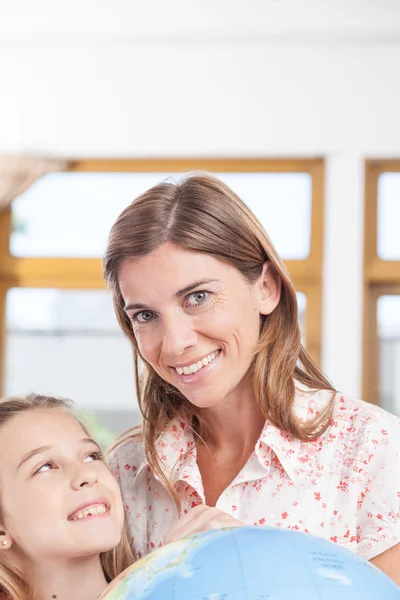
top-left (163, 504), bottom-right (245, 545)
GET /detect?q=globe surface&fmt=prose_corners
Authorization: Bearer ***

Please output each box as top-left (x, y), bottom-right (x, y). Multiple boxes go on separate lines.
top-left (102, 526), bottom-right (400, 599)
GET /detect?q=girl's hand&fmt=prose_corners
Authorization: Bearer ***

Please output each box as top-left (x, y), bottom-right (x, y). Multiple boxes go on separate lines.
top-left (163, 504), bottom-right (245, 545)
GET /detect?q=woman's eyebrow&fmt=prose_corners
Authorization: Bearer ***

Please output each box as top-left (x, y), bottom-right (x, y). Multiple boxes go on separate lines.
top-left (124, 302), bottom-right (147, 312)
top-left (174, 279), bottom-right (219, 299)
top-left (124, 279), bottom-right (219, 312)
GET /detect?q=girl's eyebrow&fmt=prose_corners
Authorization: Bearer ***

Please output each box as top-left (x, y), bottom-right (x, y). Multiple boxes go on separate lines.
top-left (17, 437), bottom-right (99, 471)
top-left (17, 445), bottom-right (51, 471)
top-left (124, 279), bottom-right (220, 312)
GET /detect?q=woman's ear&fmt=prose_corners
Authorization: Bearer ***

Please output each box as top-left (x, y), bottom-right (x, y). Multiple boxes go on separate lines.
top-left (257, 262), bottom-right (282, 316)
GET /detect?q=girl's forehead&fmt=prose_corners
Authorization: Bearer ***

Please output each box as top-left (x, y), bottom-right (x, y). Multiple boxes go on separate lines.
top-left (0, 410), bottom-right (85, 463)
top-left (3, 407), bottom-right (77, 430)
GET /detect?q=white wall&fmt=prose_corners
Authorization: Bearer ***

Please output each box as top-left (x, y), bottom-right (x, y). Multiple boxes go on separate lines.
top-left (1, 0), bottom-right (400, 398)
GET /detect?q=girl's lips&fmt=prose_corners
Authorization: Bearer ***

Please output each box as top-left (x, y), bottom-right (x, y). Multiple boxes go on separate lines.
top-left (172, 350), bottom-right (221, 384)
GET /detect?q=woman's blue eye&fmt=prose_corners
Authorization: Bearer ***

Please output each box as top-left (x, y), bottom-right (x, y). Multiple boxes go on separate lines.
top-left (135, 310), bottom-right (155, 323)
top-left (188, 291), bottom-right (208, 305)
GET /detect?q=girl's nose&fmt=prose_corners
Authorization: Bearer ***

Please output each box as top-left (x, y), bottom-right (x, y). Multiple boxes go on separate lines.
top-left (71, 464), bottom-right (98, 490)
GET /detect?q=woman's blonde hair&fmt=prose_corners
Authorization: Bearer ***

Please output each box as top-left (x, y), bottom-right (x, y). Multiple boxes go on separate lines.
top-left (0, 394), bottom-right (133, 600)
top-left (103, 174), bottom-right (335, 505)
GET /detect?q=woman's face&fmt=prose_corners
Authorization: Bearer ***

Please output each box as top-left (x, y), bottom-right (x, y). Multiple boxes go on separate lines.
top-left (0, 408), bottom-right (124, 564)
top-left (119, 242), bottom-right (280, 410)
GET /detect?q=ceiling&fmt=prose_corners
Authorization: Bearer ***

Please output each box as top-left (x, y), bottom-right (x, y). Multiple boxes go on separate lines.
top-left (0, 0), bottom-right (399, 43)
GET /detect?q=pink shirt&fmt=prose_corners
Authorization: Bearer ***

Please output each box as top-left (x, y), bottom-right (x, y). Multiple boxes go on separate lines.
top-left (110, 385), bottom-right (400, 561)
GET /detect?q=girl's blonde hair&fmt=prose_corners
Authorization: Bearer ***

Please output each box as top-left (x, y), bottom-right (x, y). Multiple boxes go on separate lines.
top-left (103, 173), bottom-right (335, 507)
top-left (0, 394), bottom-right (133, 600)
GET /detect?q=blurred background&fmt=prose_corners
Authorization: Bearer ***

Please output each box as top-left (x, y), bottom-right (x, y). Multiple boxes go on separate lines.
top-left (0, 0), bottom-right (399, 443)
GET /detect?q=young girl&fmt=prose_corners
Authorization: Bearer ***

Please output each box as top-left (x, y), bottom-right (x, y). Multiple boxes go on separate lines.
top-left (0, 393), bottom-right (133, 600)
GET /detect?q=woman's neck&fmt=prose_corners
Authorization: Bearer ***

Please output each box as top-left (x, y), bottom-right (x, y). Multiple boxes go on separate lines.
top-left (29, 554), bottom-right (108, 600)
top-left (198, 380), bottom-right (265, 453)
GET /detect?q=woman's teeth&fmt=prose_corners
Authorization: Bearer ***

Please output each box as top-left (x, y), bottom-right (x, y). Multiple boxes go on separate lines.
top-left (175, 351), bottom-right (219, 376)
top-left (70, 503), bottom-right (108, 521)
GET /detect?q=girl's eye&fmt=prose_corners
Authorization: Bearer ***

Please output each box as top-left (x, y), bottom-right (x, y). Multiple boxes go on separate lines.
top-left (35, 461), bottom-right (56, 474)
top-left (132, 310), bottom-right (155, 324)
top-left (185, 291), bottom-right (209, 307)
top-left (83, 451), bottom-right (103, 463)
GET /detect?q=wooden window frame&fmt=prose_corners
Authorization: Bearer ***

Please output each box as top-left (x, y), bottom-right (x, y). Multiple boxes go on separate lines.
top-left (0, 158), bottom-right (324, 394)
top-left (363, 160), bottom-right (400, 404)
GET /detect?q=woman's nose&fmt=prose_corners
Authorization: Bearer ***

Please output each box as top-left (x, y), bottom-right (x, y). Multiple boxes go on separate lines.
top-left (161, 312), bottom-right (198, 357)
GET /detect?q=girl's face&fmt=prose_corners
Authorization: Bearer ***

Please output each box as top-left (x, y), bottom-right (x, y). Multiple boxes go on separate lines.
top-left (119, 242), bottom-right (280, 410)
top-left (0, 408), bottom-right (124, 563)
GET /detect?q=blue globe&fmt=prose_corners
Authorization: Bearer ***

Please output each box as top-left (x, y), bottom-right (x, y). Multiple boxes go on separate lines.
top-left (102, 526), bottom-right (400, 599)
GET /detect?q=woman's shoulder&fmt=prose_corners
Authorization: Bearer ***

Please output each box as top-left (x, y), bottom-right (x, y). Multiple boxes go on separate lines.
top-left (330, 392), bottom-right (400, 436)
top-left (106, 428), bottom-right (146, 480)
top-left (301, 385), bottom-right (400, 430)
top-left (307, 388), bottom-right (400, 461)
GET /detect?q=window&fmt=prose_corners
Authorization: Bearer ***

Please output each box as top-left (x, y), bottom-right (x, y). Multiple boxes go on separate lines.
top-left (11, 171), bottom-right (312, 260)
top-left (0, 158), bottom-right (324, 435)
top-left (5, 288), bottom-right (136, 435)
top-left (364, 161), bottom-right (400, 413)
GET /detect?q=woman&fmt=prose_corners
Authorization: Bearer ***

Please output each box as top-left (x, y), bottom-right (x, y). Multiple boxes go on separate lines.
top-left (104, 174), bottom-right (400, 583)
top-left (0, 394), bottom-right (133, 600)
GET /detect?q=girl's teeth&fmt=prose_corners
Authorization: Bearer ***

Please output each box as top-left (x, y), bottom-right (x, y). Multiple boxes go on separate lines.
top-left (71, 503), bottom-right (107, 521)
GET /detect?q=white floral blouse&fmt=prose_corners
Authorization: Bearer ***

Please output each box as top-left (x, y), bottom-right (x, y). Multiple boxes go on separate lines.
top-left (109, 385), bottom-right (400, 561)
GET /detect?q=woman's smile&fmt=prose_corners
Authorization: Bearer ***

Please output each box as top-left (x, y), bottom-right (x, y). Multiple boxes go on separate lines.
top-left (169, 349), bottom-right (221, 384)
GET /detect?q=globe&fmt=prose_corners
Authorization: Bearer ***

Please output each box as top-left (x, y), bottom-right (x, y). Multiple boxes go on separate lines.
top-left (101, 526), bottom-right (400, 599)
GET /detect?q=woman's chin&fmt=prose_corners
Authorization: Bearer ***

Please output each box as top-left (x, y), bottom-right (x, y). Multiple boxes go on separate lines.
top-left (184, 391), bottom-right (227, 411)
